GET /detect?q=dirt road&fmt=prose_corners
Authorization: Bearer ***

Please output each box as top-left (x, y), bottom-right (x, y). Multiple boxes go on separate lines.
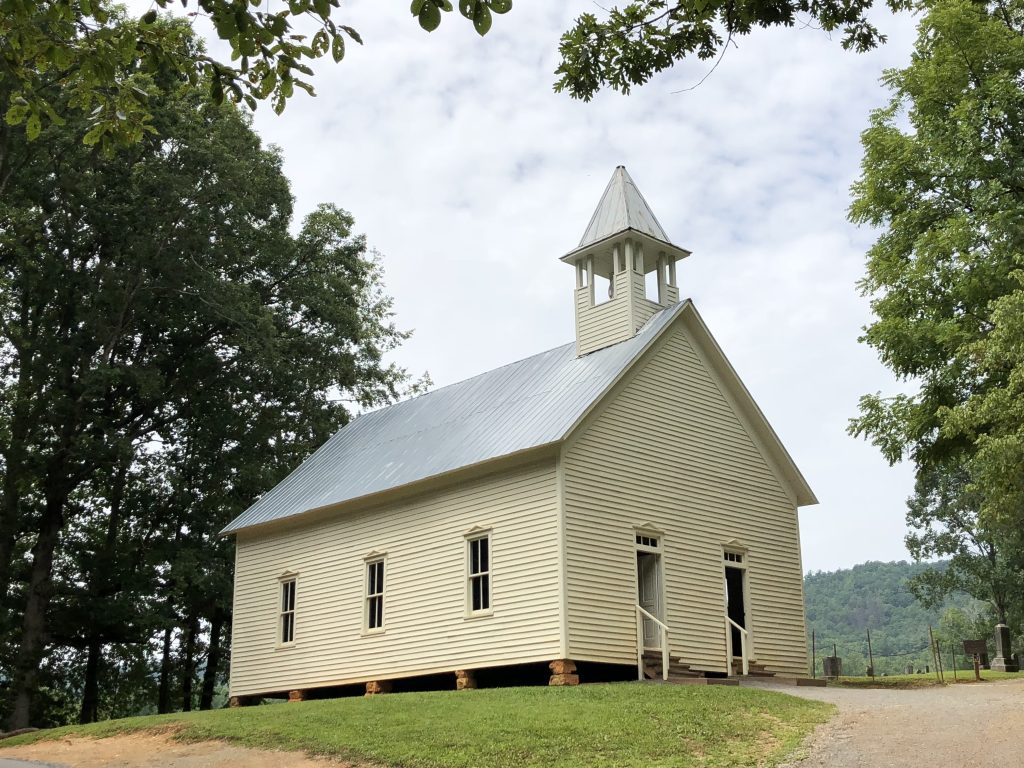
top-left (776, 678), bottom-right (1024, 768)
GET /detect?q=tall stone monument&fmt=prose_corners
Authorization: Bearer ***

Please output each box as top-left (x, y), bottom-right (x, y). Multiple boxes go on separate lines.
top-left (990, 624), bottom-right (1019, 672)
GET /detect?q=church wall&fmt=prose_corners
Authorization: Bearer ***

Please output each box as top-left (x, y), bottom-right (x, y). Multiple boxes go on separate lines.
top-left (230, 459), bottom-right (562, 697)
top-left (561, 315), bottom-right (810, 676)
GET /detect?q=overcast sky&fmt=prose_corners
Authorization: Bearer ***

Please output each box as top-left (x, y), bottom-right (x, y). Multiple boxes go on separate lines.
top-left (177, 2), bottom-right (923, 573)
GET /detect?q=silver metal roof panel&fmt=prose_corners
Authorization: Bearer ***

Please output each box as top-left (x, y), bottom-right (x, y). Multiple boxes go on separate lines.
top-left (577, 166), bottom-right (671, 248)
top-left (221, 302), bottom-right (687, 534)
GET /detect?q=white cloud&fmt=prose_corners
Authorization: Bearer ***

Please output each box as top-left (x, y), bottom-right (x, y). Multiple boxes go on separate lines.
top-left (168, 1), bottom-right (923, 572)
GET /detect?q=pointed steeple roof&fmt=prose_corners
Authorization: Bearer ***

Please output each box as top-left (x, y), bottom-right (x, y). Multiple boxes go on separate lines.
top-left (561, 166), bottom-right (689, 268)
top-left (578, 166), bottom-right (671, 248)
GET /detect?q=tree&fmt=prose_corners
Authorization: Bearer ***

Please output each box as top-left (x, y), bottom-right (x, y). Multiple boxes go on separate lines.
top-left (904, 462), bottom-right (1021, 629)
top-left (0, 0), bottom-right (512, 150)
top-left (3, 0), bottom-right (923, 149)
top-left (848, 0), bottom-right (1024, 647)
top-left (553, 0), bottom-right (912, 100)
top-left (0, 53), bottom-right (419, 727)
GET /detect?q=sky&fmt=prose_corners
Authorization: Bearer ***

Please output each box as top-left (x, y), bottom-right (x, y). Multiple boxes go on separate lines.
top-left (175, 2), bottom-right (923, 573)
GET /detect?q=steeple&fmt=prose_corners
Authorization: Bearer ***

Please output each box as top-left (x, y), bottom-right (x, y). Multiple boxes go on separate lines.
top-left (563, 167), bottom-right (690, 356)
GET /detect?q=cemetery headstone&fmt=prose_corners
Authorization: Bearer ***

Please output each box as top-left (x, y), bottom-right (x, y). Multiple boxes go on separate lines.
top-left (991, 624), bottom-right (1019, 672)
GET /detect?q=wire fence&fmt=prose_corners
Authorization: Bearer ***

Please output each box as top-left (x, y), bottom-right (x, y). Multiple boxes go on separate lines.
top-left (808, 626), bottom-right (992, 679)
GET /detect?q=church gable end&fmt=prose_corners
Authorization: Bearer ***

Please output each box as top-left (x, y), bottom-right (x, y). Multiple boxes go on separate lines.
top-left (560, 315), bottom-right (809, 675)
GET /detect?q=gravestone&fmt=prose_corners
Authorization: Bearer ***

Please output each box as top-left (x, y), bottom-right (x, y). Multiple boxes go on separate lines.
top-left (904, 663), bottom-right (915, 675)
top-left (991, 624), bottom-right (1019, 672)
top-left (822, 656), bottom-right (842, 678)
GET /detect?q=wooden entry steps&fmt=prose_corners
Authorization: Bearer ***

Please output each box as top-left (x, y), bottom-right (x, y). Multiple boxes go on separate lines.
top-left (737, 675), bottom-right (827, 688)
top-left (642, 653), bottom-right (739, 686)
top-left (731, 659), bottom-right (776, 678)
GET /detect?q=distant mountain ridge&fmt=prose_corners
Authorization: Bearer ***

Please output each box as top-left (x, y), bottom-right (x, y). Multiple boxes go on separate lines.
top-left (803, 560), bottom-right (977, 675)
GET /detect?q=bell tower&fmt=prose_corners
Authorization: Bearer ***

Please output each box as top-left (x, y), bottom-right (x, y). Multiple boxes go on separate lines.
top-left (563, 167), bottom-right (691, 356)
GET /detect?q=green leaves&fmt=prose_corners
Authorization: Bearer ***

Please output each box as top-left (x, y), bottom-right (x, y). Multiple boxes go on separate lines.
top-left (554, 0), bottom-right (894, 100)
top-left (472, 2), bottom-right (491, 35)
top-left (849, 0), bottom-right (1024, 610)
top-left (413, 0), bottom-right (502, 34)
top-left (3, 0), bottom-right (512, 149)
top-left (0, 74), bottom-right (421, 725)
top-left (417, 0), bottom-right (441, 32)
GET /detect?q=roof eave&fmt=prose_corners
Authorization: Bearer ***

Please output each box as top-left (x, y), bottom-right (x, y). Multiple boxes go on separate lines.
top-left (560, 228), bottom-right (692, 265)
top-left (220, 441), bottom-right (563, 537)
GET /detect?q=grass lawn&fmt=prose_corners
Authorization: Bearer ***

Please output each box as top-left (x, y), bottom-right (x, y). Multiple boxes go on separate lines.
top-left (833, 670), bottom-right (1024, 689)
top-left (2, 683), bottom-right (834, 767)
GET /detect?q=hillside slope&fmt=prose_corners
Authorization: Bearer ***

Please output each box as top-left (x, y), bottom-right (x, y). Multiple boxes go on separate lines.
top-left (803, 560), bottom-right (980, 676)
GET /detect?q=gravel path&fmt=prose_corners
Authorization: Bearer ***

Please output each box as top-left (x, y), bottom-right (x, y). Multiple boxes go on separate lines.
top-left (772, 678), bottom-right (1024, 768)
top-left (0, 733), bottom-right (351, 768)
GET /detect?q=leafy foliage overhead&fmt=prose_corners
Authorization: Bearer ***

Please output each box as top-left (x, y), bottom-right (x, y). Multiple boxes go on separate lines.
top-left (3, 0), bottom-right (915, 147)
top-left (553, 0), bottom-right (913, 100)
top-left (0, 0), bottom-right (513, 147)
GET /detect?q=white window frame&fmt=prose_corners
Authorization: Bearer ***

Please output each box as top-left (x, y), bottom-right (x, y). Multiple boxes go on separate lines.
top-left (364, 555), bottom-right (386, 635)
top-left (278, 575), bottom-right (297, 647)
top-left (635, 531), bottom-right (662, 552)
top-left (465, 531), bottom-right (492, 618)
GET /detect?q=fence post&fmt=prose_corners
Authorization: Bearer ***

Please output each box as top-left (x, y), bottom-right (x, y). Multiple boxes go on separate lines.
top-left (866, 628), bottom-right (875, 680)
top-left (928, 626), bottom-right (941, 683)
top-left (812, 630), bottom-right (816, 679)
top-left (951, 642), bottom-right (958, 682)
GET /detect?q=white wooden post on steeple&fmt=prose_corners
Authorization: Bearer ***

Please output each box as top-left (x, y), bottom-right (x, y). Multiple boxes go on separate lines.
top-left (561, 167), bottom-right (691, 357)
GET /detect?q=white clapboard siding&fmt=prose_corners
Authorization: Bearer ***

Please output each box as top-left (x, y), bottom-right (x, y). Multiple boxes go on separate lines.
top-left (562, 320), bottom-right (809, 675)
top-left (577, 269), bottom-right (676, 356)
top-left (575, 274), bottom-right (632, 356)
top-left (229, 459), bottom-right (561, 697)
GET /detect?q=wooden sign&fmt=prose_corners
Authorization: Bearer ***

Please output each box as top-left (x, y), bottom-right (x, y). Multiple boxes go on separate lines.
top-left (962, 639), bottom-right (987, 656)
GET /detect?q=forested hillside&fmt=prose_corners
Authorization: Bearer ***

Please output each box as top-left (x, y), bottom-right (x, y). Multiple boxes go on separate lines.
top-left (804, 561), bottom-right (987, 676)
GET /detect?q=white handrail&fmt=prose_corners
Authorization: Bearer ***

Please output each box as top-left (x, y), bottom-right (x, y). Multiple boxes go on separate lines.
top-left (636, 605), bottom-right (669, 682)
top-left (637, 605), bottom-right (669, 632)
top-left (726, 617), bottom-right (749, 676)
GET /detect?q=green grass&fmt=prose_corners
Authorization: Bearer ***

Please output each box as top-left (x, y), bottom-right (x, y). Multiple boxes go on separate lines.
top-left (1, 683), bottom-right (834, 767)
top-left (833, 670), bottom-right (1024, 689)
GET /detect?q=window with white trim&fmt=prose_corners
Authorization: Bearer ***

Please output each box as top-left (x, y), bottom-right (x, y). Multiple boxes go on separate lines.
top-left (279, 578), bottom-right (296, 644)
top-left (365, 558), bottom-right (385, 631)
top-left (635, 533), bottom-right (660, 549)
top-left (724, 551), bottom-right (744, 564)
top-left (467, 534), bottom-right (491, 613)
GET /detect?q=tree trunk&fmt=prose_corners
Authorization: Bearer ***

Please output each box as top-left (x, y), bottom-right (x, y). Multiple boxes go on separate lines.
top-left (6, 488), bottom-right (66, 730)
top-left (157, 625), bottom-right (174, 714)
top-left (75, 456), bottom-right (128, 725)
top-left (199, 612), bottom-right (224, 710)
top-left (0, 346), bottom-right (40, 612)
top-left (79, 636), bottom-right (102, 724)
top-left (181, 616), bottom-right (199, 712)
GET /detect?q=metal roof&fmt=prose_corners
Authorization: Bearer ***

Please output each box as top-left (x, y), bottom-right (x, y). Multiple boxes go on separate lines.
top-left (221, 302), bottom-right (688, 534)
top-left (577, 166), bottom-right (672, 249)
